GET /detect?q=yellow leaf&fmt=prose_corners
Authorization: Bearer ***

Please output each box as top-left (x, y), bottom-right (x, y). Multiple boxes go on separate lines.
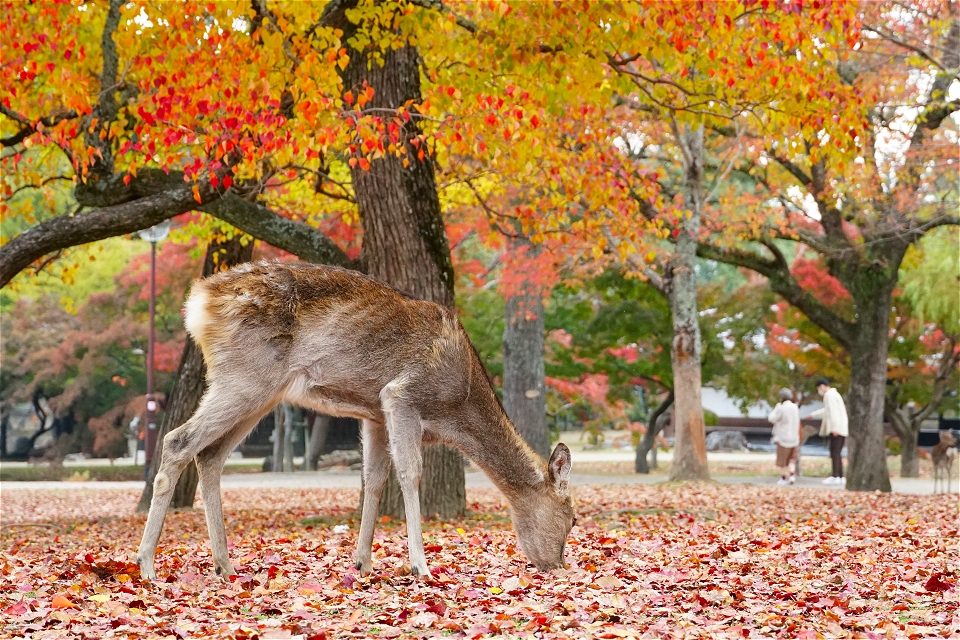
top-left (88, 594), bottom-right (110, 603)
top-left (489, 587), bottom-right (502, 594)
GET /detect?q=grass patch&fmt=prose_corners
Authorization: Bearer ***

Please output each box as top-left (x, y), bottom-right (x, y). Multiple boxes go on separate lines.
top-left (0, 462), bottom-right (264, 482)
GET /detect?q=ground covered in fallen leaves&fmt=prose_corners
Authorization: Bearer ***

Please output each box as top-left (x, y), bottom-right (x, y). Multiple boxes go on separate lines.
top-left (1, 484), bottom-right (956, 639)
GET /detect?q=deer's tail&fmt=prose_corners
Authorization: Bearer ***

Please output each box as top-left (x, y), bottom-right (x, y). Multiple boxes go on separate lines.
top-left (184, 280), bottom-right (218, 366)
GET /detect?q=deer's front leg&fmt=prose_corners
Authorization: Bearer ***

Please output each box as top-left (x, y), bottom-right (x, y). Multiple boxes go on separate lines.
top-left (356, 419), bottom-right (390, 574)
top-left (385, 406), bottom-right (430, 578)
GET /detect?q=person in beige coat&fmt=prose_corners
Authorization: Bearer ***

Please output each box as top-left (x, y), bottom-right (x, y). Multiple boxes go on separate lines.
top-left (807, 379), bottom-right (849, 485)
top-left (768, 388), bottom-right (801, 485)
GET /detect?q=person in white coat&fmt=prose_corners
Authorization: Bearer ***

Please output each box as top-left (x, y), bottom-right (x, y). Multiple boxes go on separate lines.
top-left (768, 388), bottom-right (801, 485)
top-left (807, 379), bottom-right (849, 485)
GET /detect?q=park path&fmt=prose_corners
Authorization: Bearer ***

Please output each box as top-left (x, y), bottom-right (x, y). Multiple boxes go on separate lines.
top-left (0, 468), bottom-right (943, 494)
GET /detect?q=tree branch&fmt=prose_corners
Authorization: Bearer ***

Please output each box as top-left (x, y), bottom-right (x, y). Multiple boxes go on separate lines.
top-left (408, 0), bottom-right (480, 33)
top-left (912, 335), bottom-right (960, 425)
top-left (201, 193), bottom-right (355, 269)
top-left (84, 0), bottom-right (124, 176)
top-left (697, 241), bottom-right (857, 349)
top-left (0, 107), bottom-right (79, 148)
top-left (0, 187), bottom-right (199, 288)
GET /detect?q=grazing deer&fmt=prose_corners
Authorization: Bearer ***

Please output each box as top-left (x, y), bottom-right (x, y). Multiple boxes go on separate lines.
top-left (137, 261), bottom-right (576, 580)
top-left (932, 431), bottom-right (957, 494)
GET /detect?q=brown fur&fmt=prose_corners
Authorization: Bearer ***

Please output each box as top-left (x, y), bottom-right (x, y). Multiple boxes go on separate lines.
top-left (931, 432), bottom-right (957, 494)
top-left (137, 261), bottom-right (575, 580)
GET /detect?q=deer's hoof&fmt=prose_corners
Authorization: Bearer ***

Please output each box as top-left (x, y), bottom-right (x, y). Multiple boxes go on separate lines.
top-left (137, 557), bottom-right (157, 582)
top-left (410, 565), bottom-right (433, 580)
top-left (214, 562), bottom-right (237, 581)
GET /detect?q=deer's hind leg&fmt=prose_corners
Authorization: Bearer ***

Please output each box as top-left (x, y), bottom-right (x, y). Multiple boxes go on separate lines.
top-left (196, 412), bottom-right (269, 579)
top-left (137, 381), bottom-right (280, 581)
top-left (356, 419), bottom-right (389, 574)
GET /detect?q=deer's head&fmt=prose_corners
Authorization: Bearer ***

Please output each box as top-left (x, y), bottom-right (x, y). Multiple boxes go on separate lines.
top-left (940, 431), bottom-right (957, 447)
top-left (512, 443), bottom-right (576, 571)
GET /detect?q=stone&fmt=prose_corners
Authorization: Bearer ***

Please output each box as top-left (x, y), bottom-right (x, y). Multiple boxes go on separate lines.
top-left (705, 430), bottom-right (752, 452)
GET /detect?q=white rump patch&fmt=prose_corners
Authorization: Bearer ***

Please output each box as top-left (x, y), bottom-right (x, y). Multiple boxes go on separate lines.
top-left (183, 288), bottom-right (211, 342)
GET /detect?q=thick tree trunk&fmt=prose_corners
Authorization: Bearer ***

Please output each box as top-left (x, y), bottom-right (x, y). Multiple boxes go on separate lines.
top-left (502, 277), bottom-right (550, 461)
top-left (136, 236), bottom-right (253, 513)
top-left (845, 289), bottom-right (893, 492)
top-left (668, 125), bottom-right (710, 482)
top-left (635, 391), bottom-right (674, 474)
top-left (331, 1), bottom-right (464, 519)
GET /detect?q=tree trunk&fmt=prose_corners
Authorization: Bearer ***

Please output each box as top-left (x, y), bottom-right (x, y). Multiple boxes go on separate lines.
top-left (635, 391), bottom-right (674, 474)
top-left (304, 413), bottom-right (331, 471)
top-left (136, 236), bottom-right (253, 513)
top-left (502, 273), bottom-right (550, 461)
top-left (283, 402), bottom-right (295, 472)
top-left (668, 125), bottom-right (710, 482)
top-left (899, 428), bottom-right (920, 478)
top-left (886, 405), bottom-right (919, 478)
top-left (272, 405), bottom-right (285, 473)
top-left (330, 0), bottom-right (465, 519)
top-left (845, 289), bottom-right (893, 492)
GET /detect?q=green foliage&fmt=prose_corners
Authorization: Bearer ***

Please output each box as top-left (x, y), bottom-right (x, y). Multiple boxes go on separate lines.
top-left (0, 238), bottom-right (147, 315)
top-left (704, 409), bottom-right (719, 427)
top-left (900, 228), bottom-right (960, 330)
top-left (456, 287), bottom-right (505, 381)
top-left (885, 436), bottom-right (901, 457)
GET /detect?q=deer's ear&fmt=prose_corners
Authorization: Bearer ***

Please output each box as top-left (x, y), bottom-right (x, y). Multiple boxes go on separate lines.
top-left (548, 443), bottom-right (572, 497)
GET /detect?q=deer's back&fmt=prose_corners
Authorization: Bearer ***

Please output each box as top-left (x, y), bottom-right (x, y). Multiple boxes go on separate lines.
top-left (184, 261), bottom-right (472, 419)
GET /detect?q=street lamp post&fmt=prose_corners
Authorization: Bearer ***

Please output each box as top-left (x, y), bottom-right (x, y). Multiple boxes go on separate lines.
top-left (138, 221), bottom-right (171, 469)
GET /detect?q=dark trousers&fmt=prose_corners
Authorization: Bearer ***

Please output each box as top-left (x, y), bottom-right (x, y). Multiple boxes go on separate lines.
top-left (829, 434), bottom-right (845, 478)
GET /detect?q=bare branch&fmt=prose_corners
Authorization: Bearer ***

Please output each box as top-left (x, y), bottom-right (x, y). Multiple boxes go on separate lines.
top-left (863, 24), bottom-right (948, 73)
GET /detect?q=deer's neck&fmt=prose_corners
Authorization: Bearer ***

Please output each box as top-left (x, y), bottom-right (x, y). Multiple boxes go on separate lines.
top-left (458, 368), bottom-right (548, 503)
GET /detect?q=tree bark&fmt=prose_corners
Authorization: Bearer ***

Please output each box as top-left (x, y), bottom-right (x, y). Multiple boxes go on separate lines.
top-left (272, 405), bottom-right (286, 473)
top-left (635, 391), bottom-right (674, 474)
top-left (667, 125), bottom-right (710, 482)
top-left (502, 273), bottom-right (550, 461)
top-left (304, 413), bottom-right (331, 471)
top-left (845, 287), bottom-right (893, 492)
top-left (1, 187), bottom-right (199, 288)
top-left (136, 236), bottom-right (254, 513)
top-left (283, 402), bottom-right (295, 472)
top-left (898, 427), bottom-right (920, 479)
top-left (326, 0), bottom-right (464, 519)
top-left (885, 403), bottom-right (920, 478)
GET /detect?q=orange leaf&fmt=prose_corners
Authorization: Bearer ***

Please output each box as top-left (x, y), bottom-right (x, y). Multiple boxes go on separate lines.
top-left (51, 596), bottom-right (75, 609)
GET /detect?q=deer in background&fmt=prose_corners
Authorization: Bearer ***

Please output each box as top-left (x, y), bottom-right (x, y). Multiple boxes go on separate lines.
top-left (136, 261), bottom-right (576, 581)
top-left (932, 431), bottom-right (957, 494)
